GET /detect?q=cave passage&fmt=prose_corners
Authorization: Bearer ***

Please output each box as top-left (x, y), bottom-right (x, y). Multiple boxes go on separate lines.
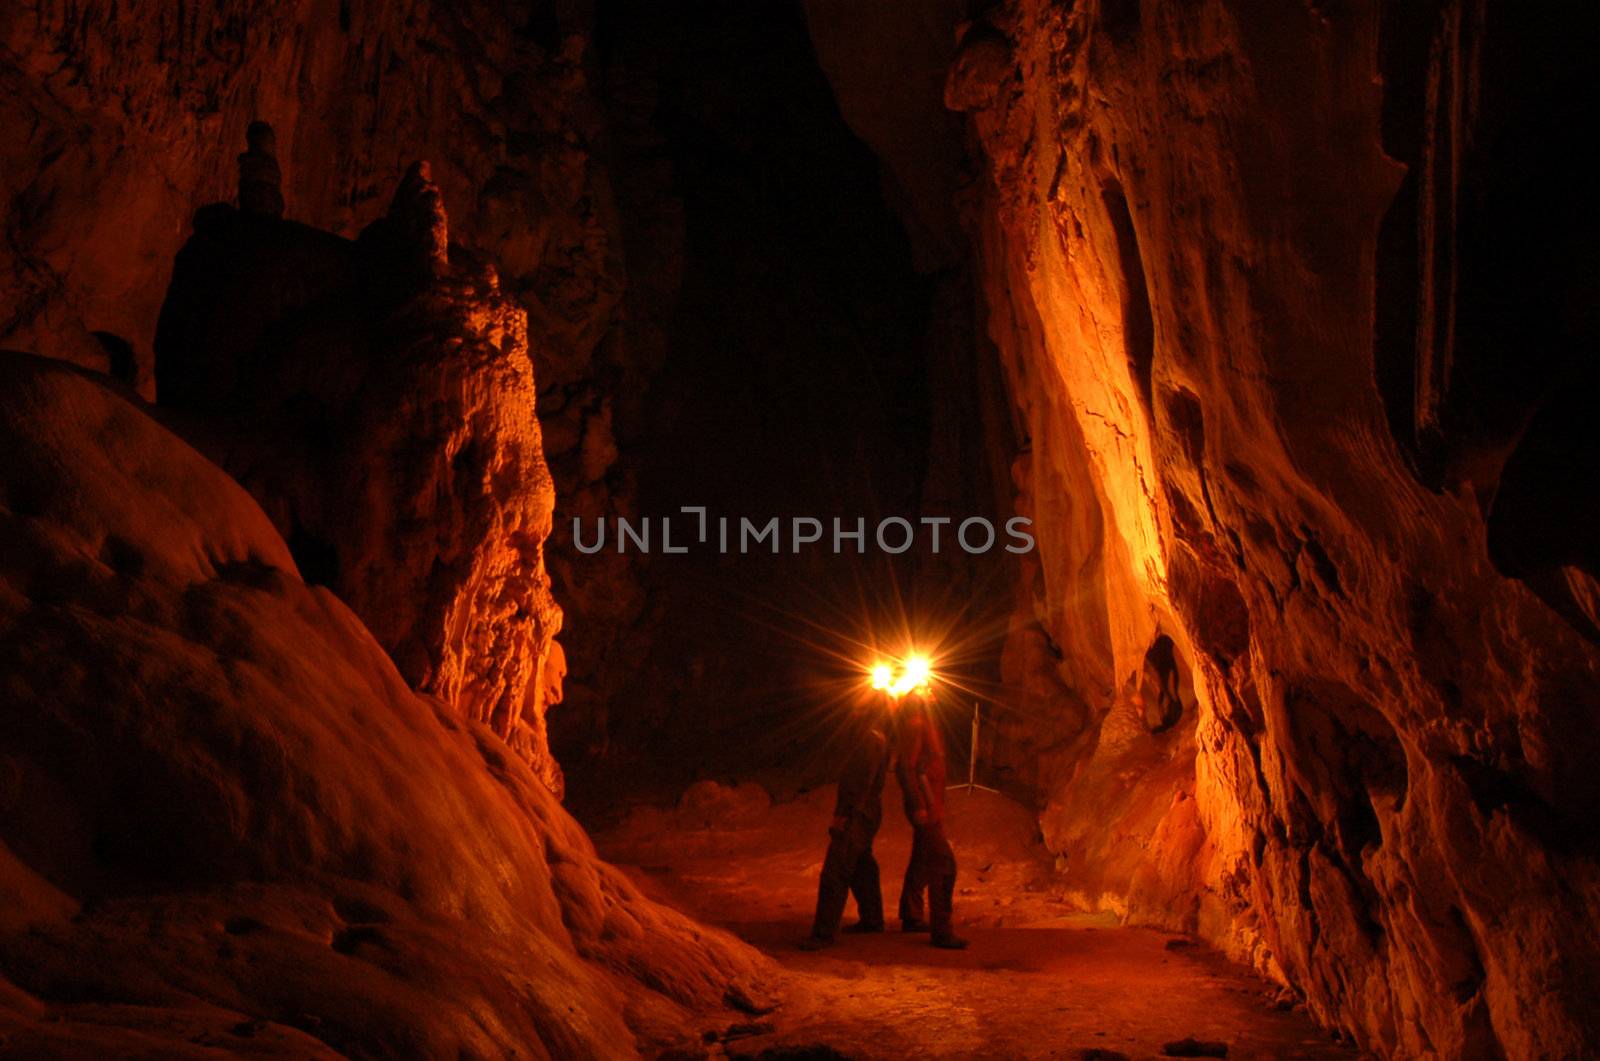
top-left (4, 0), bottom-right (1597, 1056)
top-left (549, 5), bottom-right (1335, 1057)
top-left (557, 0), bottom-right (999, 808)
top-left (592, 772), bottom-right (1350, 1059)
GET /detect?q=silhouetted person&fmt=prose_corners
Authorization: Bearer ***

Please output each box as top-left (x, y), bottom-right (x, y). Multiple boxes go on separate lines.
top-left (799, 697), bottom-right (892, 950)
top-left (897, 687), bottom-right (967, 949)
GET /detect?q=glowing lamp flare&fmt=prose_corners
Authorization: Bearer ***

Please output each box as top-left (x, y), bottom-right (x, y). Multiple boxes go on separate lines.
top-left (869, 653), bottom-right (934, 698)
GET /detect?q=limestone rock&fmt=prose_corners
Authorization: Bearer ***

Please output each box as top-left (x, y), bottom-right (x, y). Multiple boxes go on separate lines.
top-left (944, 24), bottom-right (1015, 113)
top-left (238, 120), bottom-right (285, 219)
top-left (0, 0), bottom-right (621, 395)
top-left (0, 0), bottom-right (665, 785)
top-left (949, 1), bottom-right (1600, 1056)
top-left (156, 163), bottom-right (566, 793)
top-left (0, 353), bottom-right (770, 1055)
top-left (383, 160), bottom-right (450, 277)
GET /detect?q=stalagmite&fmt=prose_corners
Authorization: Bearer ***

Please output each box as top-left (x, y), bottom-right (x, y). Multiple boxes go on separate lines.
top-left (237, 119), bottom-right (286, 218)
top-left (385, 160), bottom-right (451, 276)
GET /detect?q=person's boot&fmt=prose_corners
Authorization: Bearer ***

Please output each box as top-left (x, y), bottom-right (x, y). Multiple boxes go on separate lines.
top-left (798, 934), bottom-right (835, 951)
top-left (842, 920), bottom-right (885, 934)
top-left (931, 932), bottom-right (969, 949)
top-left (901, 918), bottom-right (929, 933)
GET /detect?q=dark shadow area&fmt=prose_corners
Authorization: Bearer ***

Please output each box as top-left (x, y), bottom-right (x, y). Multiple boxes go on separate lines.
top-left (1135, 634), bottom-right (1185, 734)
top-left (1101, 179), bottom-right (1155, 414)
top-left (1374, 0), bottom-right (1600, 640)
top-left (552, 0), bottom-right (1011, 813)
top-left (91, 330), bottom-right (137, 386)
top-left (1376, 4), bottom-right (1600, 576)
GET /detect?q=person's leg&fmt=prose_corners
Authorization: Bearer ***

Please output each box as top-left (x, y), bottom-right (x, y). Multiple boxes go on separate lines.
top-left (899, 826), bottom-right (929, 930)
top-left (806, 831), bottom-right (860, 943)
top-left (845, 830), bottom-right (884, 931)
top-left (926, 826), bottom-right (966, 948)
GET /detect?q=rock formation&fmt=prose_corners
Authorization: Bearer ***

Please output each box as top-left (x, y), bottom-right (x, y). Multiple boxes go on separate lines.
top-left (237, 120), bottom-right (286, 219)
top-left (155, 153), bottom-right (566, 792)
top-left (0, 1), bottom-right (604, 385)
top-left (944, 2), bottom-right (1600, 1056)
top-left (383, 161), bottom-right (451, 278)
top-left (0, 0), bottom-right (651, 740)
top-left (808, 0), bottom-right (1600, 1055)
top-left (0, 354), bottom-right (770, 1055)
top-left (4, 0), bottom-right (1599, 1056)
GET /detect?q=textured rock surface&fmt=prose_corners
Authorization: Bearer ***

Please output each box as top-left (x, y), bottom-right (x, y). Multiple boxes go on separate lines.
top-left (0, 354), bottom-right (770, 1056)
top-left (944, 1), bottom-right (1600, 1056)
top-left (0, 0), bottom-right (611, 387)
top-left (156, 158), bottom-right (566, 792)
top-left (7, 0), bottom-right (1600, 1055)
top-left (0, 0), bottom-right (648, 756)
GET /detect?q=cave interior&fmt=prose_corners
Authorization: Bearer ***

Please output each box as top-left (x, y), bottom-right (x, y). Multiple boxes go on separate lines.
top-left (1, 0), bottom-right (1598, 1058)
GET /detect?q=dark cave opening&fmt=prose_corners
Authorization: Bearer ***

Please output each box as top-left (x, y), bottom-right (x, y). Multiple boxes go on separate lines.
top-left (1133, 633), bottom-right (1186, 734)
top-left (1372, 0), bottom-right (1600, 639)
top-left (1101, 178), bottom-right (1155, 415)
top-left (555, 0), bottom-right (1005, 808)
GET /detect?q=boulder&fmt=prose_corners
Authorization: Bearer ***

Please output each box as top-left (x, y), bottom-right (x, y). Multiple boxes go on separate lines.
top-left (0, 354), bottom-right (769, 1055)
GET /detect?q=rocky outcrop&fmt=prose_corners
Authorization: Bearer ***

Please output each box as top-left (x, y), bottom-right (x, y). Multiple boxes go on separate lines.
top-left (155, 154), bottom-right (567, 792)
top-left (0, 354), bottom-right (770, 1055)
top-left (0, 0), bottom-right (649, 760)
top-left (941, 1), bottom-right (1600, 1056)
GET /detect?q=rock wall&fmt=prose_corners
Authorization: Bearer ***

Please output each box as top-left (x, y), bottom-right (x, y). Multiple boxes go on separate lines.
top-left (2, 0), bottom-right (602, 388)
top-left (154, 156), bottom-right (569, 792)
top-left (542, 0), bottom-right (684, 770)
top-left (0, 0), bottom-right (653, 778)
top-left (942, 0), bottom-right (1600, 1056)
top-left (0, 355), bottom-right (770, 1056)
top-left (8, 0), bottom-right (1600, 1054)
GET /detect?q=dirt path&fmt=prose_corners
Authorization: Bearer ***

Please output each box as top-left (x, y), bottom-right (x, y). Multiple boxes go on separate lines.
top-left (594, 781), bottom-right (1354, 1060)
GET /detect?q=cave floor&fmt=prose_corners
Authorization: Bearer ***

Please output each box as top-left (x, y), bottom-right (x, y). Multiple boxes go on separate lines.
top-left (594, 783), bottom-right (1354, 1060)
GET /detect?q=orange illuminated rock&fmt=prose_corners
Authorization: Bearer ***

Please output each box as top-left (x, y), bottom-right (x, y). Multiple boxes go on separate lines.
top-left (0, 354), bottom-right (770, 1055)
top-left (155, 159), bottom-right (567, 794)
top-left (0, 2), bottom-right (643, 743)
top-left (7, 0), bottom-right (1600, 1055)
top-left (938, 2), bottom-right (1600, 1057)
top-left (804, 0), bottom-right (1600, 1054)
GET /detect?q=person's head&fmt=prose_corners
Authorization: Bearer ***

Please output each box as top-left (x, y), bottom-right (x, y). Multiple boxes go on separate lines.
top-left (849, 685), bottom-right (888, 734)
top-left (867, 691), bottom-right (892, 734)
top-left (902, 686), bottom-right (932, 720)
